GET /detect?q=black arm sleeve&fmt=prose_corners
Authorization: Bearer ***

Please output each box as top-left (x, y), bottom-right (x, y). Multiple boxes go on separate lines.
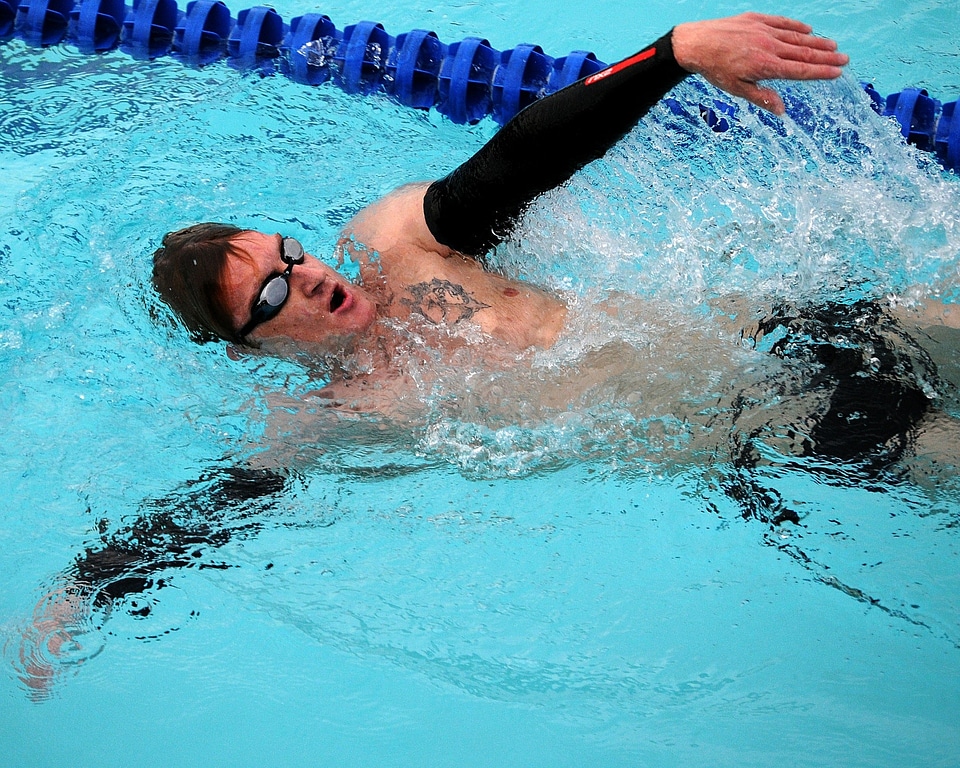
top-left (71, 467), bottom-right (287, 606)
top-left (422, 31), bottom-right (689, 256)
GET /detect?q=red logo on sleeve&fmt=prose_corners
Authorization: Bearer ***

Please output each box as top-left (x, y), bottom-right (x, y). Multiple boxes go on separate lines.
top-left (584, 46), bottom-right (656, 86)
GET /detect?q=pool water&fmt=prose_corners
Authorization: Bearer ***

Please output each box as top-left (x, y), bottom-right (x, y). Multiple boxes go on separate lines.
top-left (1, 0), bottom-right (959, 765)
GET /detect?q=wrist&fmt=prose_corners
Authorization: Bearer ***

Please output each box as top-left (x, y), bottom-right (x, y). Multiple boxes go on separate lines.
top-left (669, 22), bottom-right (702, 74)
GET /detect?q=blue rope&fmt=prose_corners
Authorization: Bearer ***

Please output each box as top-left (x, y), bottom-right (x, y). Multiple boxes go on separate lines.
top-left (3, 0), bottom-right (958, 171)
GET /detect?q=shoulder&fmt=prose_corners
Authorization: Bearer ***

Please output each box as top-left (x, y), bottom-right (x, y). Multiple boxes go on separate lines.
top-left (344, 182), bottom-right (456, 261)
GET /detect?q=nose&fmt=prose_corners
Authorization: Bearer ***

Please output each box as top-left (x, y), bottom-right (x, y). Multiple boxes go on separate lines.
top-left (289, 254), bottom-right (331, 298)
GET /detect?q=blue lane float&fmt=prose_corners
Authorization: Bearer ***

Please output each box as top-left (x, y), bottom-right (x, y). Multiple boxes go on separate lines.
top-left (72, 0), bottom-right (123, 52)
top-left (334, 20), bottom-right (390, 95)
top-left (492, 43), bottom-right (551, 124)
top-left (438, 37), bottom-right (496, 124)
top-left (868, 84), bottom-right (959, 171)
top-left (16, 0), bottom-right (73, 46)
top-left (387, 29), bottom-right (445, 109)
top-left (227, 3), bottom-right (282, 64)
top-left (936, 100), bottom-right (960, 173)
top-left (284, 12), bottom-right (337, 86)
top-left (173, 0), bottom-right (231, 66)
top-left (0, 0), bottom-right (16, 37)
top-left (548, 50), bottom-right (603, 94)
top-left (5, 0), bottom-right (959, 172)
top-left (122, 0), bottom-right (178, 59)
top-left (884, 86), bottom-right (939, 151)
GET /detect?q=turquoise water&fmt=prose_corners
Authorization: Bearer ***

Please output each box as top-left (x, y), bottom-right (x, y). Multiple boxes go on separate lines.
top-left (2, 0), bottom-right (959, 766)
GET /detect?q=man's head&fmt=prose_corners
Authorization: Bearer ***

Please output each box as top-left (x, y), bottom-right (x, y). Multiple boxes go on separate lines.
top-left (153, 224), bottom-right (379, 351)
top-left (153, 223), bottom-right (246, 344)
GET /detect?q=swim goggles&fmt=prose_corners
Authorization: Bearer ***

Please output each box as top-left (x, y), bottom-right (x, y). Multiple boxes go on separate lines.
top-left (239, 236), bottom-right (305, 339)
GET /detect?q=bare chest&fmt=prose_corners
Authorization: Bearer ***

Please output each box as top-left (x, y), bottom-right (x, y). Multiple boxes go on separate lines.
top-left (371, 252), bottom-right (567, 350)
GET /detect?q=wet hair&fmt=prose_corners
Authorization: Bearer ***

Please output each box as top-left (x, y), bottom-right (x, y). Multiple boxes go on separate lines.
top-left (152, 223), bottom-right (247, 345)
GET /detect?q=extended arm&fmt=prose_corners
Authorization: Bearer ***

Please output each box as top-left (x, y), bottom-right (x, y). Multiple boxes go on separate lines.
top-left (15, 466), bottom-right (288, 699)
top-left (423, 12), bottom-right (848, 257)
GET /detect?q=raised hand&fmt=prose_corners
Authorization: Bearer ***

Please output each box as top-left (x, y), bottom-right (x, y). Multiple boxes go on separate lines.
top-left (671, 12), bottom-right (850, 114)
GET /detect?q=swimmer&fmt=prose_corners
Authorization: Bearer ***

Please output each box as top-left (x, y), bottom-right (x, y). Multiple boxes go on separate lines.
top-left (153, 13), bottom-right (852, 370)
top-left (151, 10), bottom-right (960, 478)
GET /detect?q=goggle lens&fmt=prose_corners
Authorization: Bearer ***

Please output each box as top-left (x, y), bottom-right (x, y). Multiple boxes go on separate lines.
top-left (238, 236), bottom-right (305, 339)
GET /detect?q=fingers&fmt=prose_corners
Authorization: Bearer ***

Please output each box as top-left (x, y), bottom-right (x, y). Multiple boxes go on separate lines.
top-left (741, 12), bottom-right (813, 35)
top-left (771, 35), bottom-right (850, 66)
top-left (742, 12), bottom-right (848, 68)
top-left (775, 61), bottom-right (847, 81)
top-left (671, 12), bottom-right (850, 113)
top-left (776, 32), bottom-right (842, 54)
top-left (750, 20), bottom-right (850, 83)
top-left (737, 82), bottom-right (786, 115)
top-left (753, 51), bottom-right (847, 84)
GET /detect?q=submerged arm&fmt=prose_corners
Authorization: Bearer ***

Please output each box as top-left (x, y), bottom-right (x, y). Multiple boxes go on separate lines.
top-left (16, 467), bottom-right (289, 699)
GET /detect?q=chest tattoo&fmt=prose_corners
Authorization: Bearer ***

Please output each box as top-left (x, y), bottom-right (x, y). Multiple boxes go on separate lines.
top-left (401, 279), bottom-right (491, 325)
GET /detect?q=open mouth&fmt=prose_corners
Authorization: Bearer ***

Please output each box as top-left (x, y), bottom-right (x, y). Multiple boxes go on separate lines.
top-left (330, 284), bottom-right (347, 313)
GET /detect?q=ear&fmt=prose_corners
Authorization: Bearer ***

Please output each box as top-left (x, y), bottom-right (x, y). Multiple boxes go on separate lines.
top-left (225, 343), bottom-right (246, 361)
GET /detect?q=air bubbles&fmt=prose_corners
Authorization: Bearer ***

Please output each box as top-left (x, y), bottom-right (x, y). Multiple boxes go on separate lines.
top-left (298, 39), bottom-right (328, 68)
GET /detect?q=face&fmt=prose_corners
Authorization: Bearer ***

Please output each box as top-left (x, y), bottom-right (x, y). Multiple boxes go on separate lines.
top-left (220, 231), bottom-right (379, 352)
